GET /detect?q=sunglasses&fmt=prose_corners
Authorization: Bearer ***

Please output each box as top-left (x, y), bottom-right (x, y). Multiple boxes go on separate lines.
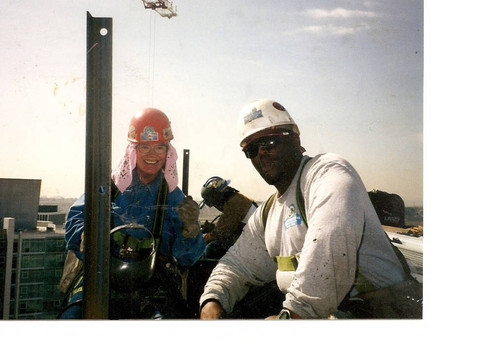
top-left (243, 135), bottom-right (284, 159)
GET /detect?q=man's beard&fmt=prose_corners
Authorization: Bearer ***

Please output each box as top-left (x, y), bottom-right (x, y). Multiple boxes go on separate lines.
top-left (256, 159), bottom-right (288, 185)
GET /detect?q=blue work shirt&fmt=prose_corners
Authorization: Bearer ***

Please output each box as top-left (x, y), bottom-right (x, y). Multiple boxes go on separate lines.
top-left (64, 171), bottom-right (205, 267)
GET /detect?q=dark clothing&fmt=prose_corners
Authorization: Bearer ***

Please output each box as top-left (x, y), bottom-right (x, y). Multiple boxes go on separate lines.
top-left (59, 172), bottom-right (205, 319)
top-left (59, 257), bottom-right (193, 319)
top-left (203, 192), bottom-right (256, 258)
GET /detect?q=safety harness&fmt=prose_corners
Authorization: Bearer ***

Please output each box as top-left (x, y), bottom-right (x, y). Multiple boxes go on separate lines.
top-left (59, 178), bottom-right (171, 317)
top-left (261, 157), bottom-right (414, 294)
top-left (110, 178), bottom-right (170, 251)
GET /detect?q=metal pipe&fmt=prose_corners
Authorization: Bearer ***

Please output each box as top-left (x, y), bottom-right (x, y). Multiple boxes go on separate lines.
top-left (182, 149), bottom-right (190, 195)
top-left (83, 12), bottom-right (112, 319)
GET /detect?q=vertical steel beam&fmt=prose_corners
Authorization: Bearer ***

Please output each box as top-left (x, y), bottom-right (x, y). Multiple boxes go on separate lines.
top-left (182, 149), bottom-right (190, 195)
top-left (84, 12), bottom-right (112, 319)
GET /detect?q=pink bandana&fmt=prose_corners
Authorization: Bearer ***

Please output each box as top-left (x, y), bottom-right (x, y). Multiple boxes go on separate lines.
top-left (112, 142), bottom-right (179, 193)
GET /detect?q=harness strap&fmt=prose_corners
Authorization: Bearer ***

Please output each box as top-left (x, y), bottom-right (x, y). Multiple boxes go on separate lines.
top-left (71, 274), bottom-right (84, 296)
top-left (261, 192), bottom-right (277, 228)
top-left (385, 233), bottom-right (414, 280)
top-left (153, 178), bottom-right (169, 238)
top-left (262, 156), bottom-right (414, 294)
top-left (275, 255), bottom-right (299, 271)
top-left (296, 157), bottom-right (313, 227)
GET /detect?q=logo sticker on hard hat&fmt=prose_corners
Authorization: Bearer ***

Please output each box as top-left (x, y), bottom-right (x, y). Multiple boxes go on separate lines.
top-left (243, 107), bottom-right (263, 124)
top-left (141, 126), bottom-right (159, 141)
top-left (272, 102), bottom-right (286, 111)
top-left (128, 125), bottom-right (136, 140)
top-left (163, 127), bottom-right (173, 141)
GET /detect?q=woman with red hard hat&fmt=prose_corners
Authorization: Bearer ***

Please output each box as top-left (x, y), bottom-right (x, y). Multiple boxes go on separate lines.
top-left (60, 108), bottom-right (205, 319)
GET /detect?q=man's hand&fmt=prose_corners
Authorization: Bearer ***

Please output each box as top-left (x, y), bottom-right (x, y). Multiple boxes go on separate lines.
top-left (200, 300), bottom-right (225, 319)
top-left (177, 196), bottom-right (201, 238)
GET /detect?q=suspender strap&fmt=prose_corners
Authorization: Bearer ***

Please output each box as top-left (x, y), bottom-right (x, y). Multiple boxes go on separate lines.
top-left (295, 157), bottom-right (412, 280)
top-left (152, 178), bottom-right (169, 238)
top-left (261, 192), bottom-right (276, 229)
top-left (385, 234), bottom-right (414, 280)
top-left (296, 157), bottom-right (313, 227)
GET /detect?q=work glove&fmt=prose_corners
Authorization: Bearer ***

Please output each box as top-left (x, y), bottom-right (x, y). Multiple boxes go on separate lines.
top-left (177, 195), bottom-right (201, 238)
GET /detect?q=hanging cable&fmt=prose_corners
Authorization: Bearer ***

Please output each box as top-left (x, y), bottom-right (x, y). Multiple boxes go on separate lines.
top-left (148, 10), bottom-right (156, 106)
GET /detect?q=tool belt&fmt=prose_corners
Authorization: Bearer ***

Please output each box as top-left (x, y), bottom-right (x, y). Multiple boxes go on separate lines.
top-left (276, 255), bottom-right (422, 319)
top-left (339, 278), bottom-right (423, 319)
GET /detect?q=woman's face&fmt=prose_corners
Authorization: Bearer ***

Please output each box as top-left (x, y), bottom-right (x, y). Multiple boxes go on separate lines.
top-left (135, 143), bottom-right (168, 184)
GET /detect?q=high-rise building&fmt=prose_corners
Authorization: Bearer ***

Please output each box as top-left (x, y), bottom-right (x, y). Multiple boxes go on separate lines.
top-left (1, 219), bottom-right (66, 319)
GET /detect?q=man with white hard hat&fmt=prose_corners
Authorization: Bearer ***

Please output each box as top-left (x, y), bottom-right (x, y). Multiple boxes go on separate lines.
top-left (199, 99), bottom-right (421, 319)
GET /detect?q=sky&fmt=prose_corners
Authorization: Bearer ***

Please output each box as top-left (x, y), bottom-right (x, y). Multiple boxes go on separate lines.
top-left (0, 0), bottom-right (424, 205)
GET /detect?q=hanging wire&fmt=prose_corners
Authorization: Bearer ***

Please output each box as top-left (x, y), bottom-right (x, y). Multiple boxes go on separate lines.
top-left (148, 10), bottom-right (157, 106)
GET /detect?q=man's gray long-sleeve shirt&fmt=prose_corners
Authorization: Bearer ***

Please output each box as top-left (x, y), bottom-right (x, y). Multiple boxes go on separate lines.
top-left (200, 153), bottom-right (406, 318)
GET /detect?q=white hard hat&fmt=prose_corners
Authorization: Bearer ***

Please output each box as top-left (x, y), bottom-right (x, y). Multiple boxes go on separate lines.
top-left (237, 99), bottom-right (300, 148)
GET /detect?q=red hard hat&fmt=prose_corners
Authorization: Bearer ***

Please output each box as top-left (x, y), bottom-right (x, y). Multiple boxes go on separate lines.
top-left (128, 108), bottom-right (174, 143)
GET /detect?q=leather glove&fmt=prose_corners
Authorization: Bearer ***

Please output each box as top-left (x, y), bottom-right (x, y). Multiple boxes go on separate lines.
top-left (177, 195), bottom-right (200, 238)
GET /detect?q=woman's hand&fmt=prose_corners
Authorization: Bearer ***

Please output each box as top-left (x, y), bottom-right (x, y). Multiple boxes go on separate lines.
top-left (177, 196), bottom-right (201, 238)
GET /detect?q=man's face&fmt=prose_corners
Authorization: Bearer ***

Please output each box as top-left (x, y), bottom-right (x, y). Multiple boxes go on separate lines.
top-left (245, 134), bottom-right (299, 186)
top-left (135, 143), bottom-right (168, 183)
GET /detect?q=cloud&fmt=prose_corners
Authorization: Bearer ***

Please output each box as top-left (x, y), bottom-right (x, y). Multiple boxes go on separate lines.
top-left (301, 6), bottom-right (379, 36)
top-left (306, 7), bottom-right (378, 19)
top-left (304, 23), bottom-right (371, 36)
